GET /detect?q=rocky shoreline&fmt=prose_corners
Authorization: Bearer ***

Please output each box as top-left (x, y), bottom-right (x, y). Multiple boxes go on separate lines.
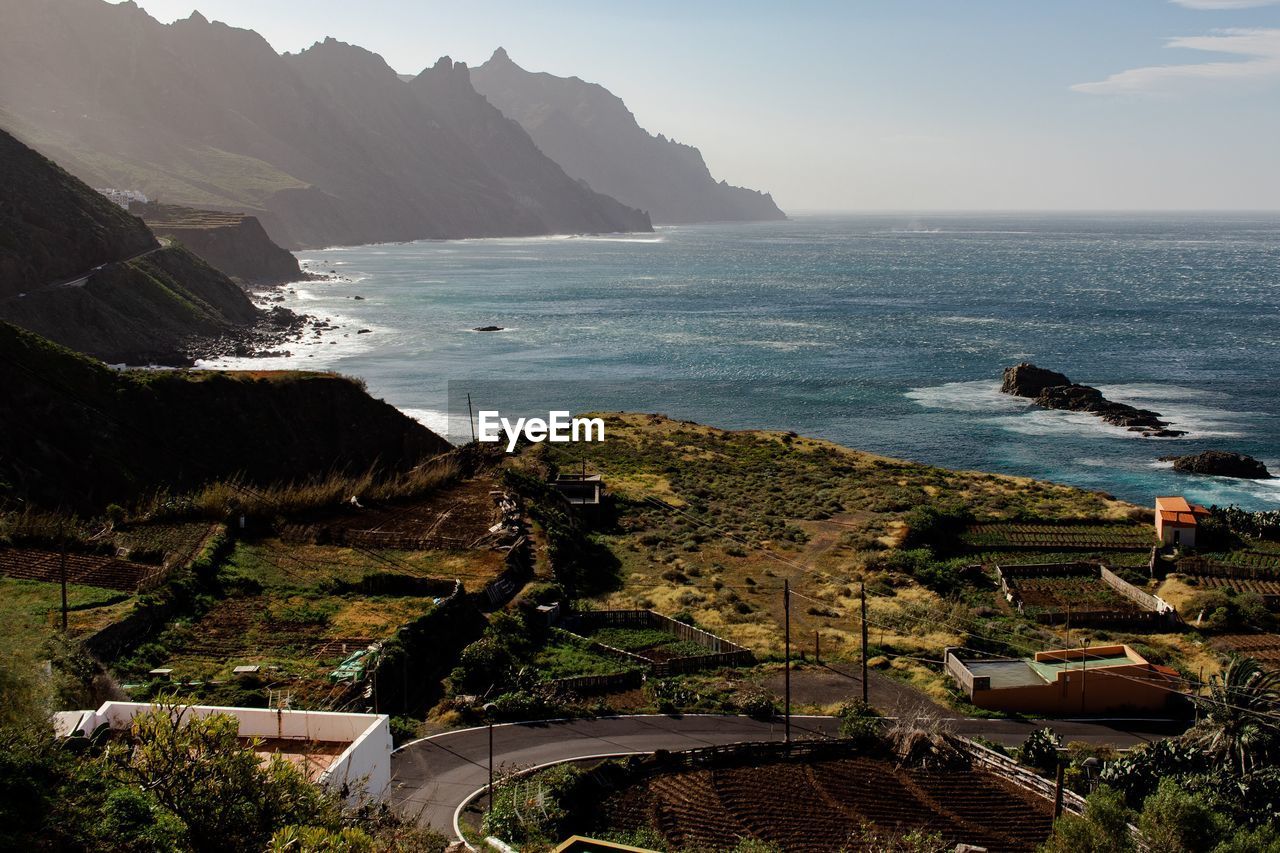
top-left (1001, 363), bottom-right (1186, 438)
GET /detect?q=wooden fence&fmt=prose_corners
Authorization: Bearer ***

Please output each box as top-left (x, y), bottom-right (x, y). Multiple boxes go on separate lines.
top-left (560, 609), bottom-right (755, 676)
top-left (539, 670), bottom-right (644, 697)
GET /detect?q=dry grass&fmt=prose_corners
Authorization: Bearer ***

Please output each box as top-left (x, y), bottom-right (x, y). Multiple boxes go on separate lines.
top-left (144, 454), bottom-right (463, 521)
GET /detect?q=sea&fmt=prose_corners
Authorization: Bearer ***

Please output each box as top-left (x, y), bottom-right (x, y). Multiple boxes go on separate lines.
top-left (201, 213), bottom-right (1280, 511)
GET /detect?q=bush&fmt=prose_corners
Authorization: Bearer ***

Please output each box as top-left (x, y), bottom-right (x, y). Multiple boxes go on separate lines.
top-left (837, 700), bottom-right (882, 747)
top-left (1019, 727), bottom-right (1062, 773)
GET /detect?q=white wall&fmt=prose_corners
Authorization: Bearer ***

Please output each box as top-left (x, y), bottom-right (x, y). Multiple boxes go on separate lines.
top-left (72, 702), bottom-right (392, 803)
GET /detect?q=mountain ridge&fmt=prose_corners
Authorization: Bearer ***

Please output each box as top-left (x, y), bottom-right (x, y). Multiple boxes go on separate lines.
top-left (470, 48), bottom-right (786, 224)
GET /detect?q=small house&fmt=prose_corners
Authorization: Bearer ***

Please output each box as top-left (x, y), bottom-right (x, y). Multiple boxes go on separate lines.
top-left (1155, 496), bottom-right (1209, 548)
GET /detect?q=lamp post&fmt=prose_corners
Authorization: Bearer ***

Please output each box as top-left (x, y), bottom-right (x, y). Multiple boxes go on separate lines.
top-left (484, 702), bottom-right (497, 815)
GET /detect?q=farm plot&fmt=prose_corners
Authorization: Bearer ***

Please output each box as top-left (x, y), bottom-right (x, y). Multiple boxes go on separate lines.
top-left (151, 592), bottom-right (434, 684)
top-left (1212, 634), bottom-right (1280, 672)
top-left (996, 563), bottom-right (1169, 629)
top-left (1179, 551), bottom-right (1280, 578)
top-left (112, 521), bottom-right (218, 565)
top-left (1194, 576), bottom-right (1280, 600)
top-left (279, 477), bottom-right (501, 550)
top-left (0, 547), bottom-right (157, 592)
top-left (596, 755), bottom-right (1054, 852)
top-left (961, 522), bottom-right (1152, 552)
top-left (1009, 575), bottom-right (1138, 613)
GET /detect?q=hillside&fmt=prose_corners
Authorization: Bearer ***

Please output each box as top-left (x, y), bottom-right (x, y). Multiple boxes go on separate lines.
top-left (0, 321), bottom-right (451, 511)
top-left (0, 129), bottom-right (280, 364)
top-left (134, 202), bottom-right (304, 287)
top-left (0, 0), bottom-right (651, 248)
top-left (470, 48), bottom-right (786, 224)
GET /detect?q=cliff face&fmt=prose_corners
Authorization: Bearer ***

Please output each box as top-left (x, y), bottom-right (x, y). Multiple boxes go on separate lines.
top-left (0, 1), bottom-right (651, 248)
top-left (0, 321), bottom-right (450, 511)
top-left (0, 129), bottom-right (274, 365)
top-left (134, 203), bottom-right (304, 287)
top-left (470, 48), bottom-right (786, 224)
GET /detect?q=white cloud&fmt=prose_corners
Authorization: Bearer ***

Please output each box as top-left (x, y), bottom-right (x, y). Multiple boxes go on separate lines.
top-left (1072, 28), bottom-right (1280, 94)
top-left (1170, 0), bottom-right (1280, 9)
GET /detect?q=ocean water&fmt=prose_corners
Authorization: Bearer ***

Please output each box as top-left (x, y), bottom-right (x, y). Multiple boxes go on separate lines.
top-left (203, 214), bottom-right (1280, 510)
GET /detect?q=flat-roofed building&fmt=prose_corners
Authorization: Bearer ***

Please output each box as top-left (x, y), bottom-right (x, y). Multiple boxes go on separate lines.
top-left (946, 644), bottom-right (1182, 715)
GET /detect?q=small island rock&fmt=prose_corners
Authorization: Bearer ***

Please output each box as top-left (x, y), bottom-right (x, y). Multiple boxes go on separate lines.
top-left (1160, 450), bottom-right (1272, 480)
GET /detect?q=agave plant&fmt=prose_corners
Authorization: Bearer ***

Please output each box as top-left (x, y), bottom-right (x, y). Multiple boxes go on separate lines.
top-left (1191, 656), bottom-right (1280, 776)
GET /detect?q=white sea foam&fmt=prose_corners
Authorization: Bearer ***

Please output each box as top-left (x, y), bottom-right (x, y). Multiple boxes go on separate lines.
top-left (398, 408), bottom-right (452, 438)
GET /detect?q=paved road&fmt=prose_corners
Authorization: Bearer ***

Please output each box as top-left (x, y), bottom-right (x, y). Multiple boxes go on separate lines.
top-left (388, 713), bottom-right (1186, 838)
top-left (4, 245), bottom-right (164, 303)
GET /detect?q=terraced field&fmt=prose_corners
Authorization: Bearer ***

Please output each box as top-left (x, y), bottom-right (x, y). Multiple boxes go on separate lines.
top-left (961, 522), bottom-right (1152, 551)
top-left (599, 755), bottom-right (1055, 852)
top-left (0, 547), bottom-right (157, 592)
top-left (1195, 576), bottom-right (1280, 599)
top-left (1213, 634), bottom-right (1280, 672)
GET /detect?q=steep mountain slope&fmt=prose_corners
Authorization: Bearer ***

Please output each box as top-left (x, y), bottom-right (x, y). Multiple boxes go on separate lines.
top-left (0, 0), bottom-right (650, 248)
top-left (0, 320), bottom-right (450, 511)
top-left (0, 129), bottom-right (274, 364)
top-left (470, 48), bottom-right (785, 224)
top-left (134, 203), bottom-right (304, 287)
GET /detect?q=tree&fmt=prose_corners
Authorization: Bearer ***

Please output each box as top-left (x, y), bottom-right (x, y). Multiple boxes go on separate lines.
top-left (1136, 779), bottom-right (1228, 852)
top-left (1190, 657), bottom-right (1280, 776)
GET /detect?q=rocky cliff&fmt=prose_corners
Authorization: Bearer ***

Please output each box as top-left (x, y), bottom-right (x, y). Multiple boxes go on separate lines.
top-left (0, 320), bottom-right (450, 511)
top-left (470, 48), bottom-right (786, 224)
top-left (0, 1), bottom-right (650, 248)
top-left (134, 203), bottom-right (304, 287)
top-left (0, 129), bottom-right (288, 365)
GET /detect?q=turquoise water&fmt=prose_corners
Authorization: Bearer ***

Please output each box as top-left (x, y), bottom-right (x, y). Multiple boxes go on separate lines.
top-left (206, 214), bottom-right (1280, 509)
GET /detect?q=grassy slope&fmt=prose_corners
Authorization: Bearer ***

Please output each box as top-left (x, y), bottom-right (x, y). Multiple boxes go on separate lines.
top-left (540, 413), bottom-right (1208, 704)
top-left (0, 321), bottom-right (450, 511)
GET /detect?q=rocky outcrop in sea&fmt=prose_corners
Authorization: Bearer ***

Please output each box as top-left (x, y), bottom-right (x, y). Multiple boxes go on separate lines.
top-left (1001, 362), bottom-right (1185, 438)
top-left (1160, 450), bottom-right (1272, 480)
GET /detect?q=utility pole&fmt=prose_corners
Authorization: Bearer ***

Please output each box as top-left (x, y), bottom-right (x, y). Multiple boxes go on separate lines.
top-left (58, 521), bottom-right (68, 632)
top-left (860, 583), bottom-right (869, 704)
top-left (783, 580), bottom-right (791, 744)
top-left (1053, 754), bottom-right (1066, 817)
top-left (1081, 638), bottom-right (1090, 715)
top-left (484, 702), bottom-right (497, 816)
top-left (466, 393), bottom-right (477, 443)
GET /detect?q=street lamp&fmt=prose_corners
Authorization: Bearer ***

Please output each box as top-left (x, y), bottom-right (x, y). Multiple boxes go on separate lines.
top-left (484, 702), bottom-right (497, 815)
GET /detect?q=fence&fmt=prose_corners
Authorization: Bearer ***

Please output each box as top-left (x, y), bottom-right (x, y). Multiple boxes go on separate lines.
top-left (560, 609), bottom-right (755, 676)
top-left (539, 670), bottom-right (644, 697)
top-left (997, 562), bottom-right (1177, 629)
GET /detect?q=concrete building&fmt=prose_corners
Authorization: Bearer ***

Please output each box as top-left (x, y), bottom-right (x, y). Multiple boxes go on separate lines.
top-left (1155, 496), bottom-right (1210, 548)
top-left (54, 702), bottom-right (392, 802)
top-left (96, 188), bottom-right (149, 209)
top-left (946, 644), bottom-right (1182, 715)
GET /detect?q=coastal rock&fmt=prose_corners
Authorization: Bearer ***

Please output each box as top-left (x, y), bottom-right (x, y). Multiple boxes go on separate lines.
top-left (1001, 363), bottom-right (1071, 397)
top-left (473, 325), bottom-right (504, 332)
top-left (1000, 362), bottom-right (1185, 438)
top-left (1160, 450), bottom-right (1272, 480)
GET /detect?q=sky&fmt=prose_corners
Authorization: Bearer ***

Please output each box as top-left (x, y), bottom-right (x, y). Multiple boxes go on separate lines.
top-left (126, 0), bottom-right (1280, 211)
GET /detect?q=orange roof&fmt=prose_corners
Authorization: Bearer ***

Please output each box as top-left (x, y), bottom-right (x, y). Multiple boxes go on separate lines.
top-left (1156, 496), bottom-right (1192, 513)
top-left (1160, 510), bottom-right (1200, 526)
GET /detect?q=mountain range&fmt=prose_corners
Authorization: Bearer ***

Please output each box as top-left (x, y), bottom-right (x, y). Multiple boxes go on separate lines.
top-left (0, 0), bottom-right (784, 250)
top-left (0, 0), bottom-right (650, 249)
top-left (471, 48), bottom-right (785, 224)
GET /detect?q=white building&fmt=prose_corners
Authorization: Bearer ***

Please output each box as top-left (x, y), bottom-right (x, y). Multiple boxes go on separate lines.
top-left (54, 702), bottom-right (392, 803)
top-left (96, 188), bottom-right (149, 210)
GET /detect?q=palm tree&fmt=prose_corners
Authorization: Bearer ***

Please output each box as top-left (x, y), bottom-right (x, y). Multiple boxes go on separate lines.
top-left (1190, 656), bottom-right (1280, 776)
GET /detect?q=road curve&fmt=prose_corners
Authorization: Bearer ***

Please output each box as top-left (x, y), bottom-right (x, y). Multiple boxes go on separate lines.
top-left (388, 713), bottom-right (1184, 838)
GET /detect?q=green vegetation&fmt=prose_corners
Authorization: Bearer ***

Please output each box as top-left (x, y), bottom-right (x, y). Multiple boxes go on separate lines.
top-left (0, 699), bottom-right (446, 852)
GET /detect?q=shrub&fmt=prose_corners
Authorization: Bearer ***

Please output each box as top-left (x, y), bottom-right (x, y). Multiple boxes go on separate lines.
top-left (837, 700), bottom-right (882, 747)
top-left (1019, 727), bottom-right (1062, 773)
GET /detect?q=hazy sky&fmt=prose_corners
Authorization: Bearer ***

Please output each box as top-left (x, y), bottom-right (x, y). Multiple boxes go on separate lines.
top-left (126, 0), bottom-right (1280, 211)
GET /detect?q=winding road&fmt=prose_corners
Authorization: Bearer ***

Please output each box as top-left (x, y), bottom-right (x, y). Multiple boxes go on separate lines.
top-left (388, 712), bottom-right (1186, 839)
